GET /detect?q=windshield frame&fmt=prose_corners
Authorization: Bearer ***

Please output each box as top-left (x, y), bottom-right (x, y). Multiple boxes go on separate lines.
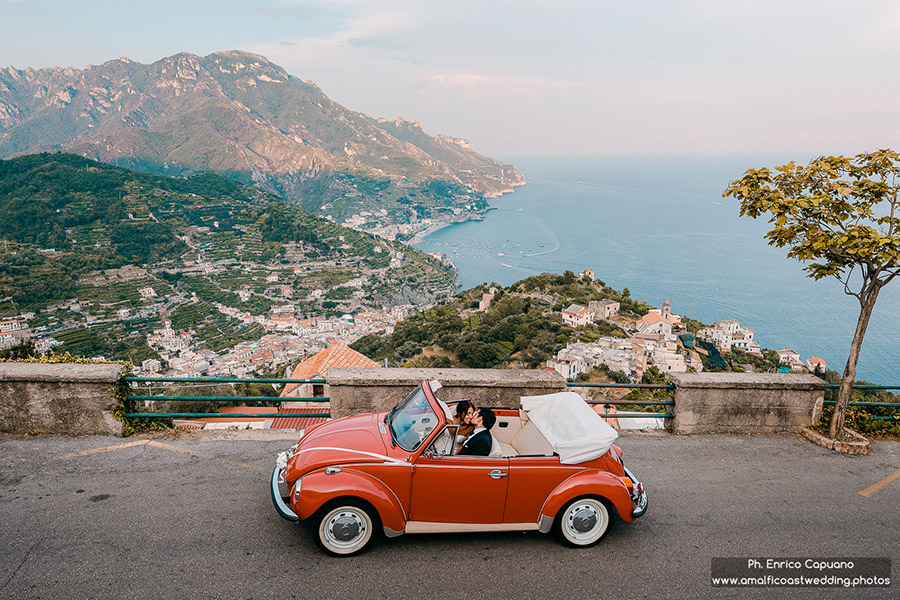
top-left (388, 381), bottom-right (444, 452)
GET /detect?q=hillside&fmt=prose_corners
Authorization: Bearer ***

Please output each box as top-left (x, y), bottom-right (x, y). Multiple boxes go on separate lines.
top-left (351, 272), bottom-right (639, 369)
top-left (0, 153), bottom-right (456, 361)
top-left (0, 51), bottom-right (524, 233)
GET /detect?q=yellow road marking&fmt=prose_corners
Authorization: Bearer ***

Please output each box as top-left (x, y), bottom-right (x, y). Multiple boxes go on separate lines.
top-left (859, 467), bottom-right (900, 498)
top-left (55, 439), bottom-right (266, 472)
top-left (56, 440), bottom-right (149, 460)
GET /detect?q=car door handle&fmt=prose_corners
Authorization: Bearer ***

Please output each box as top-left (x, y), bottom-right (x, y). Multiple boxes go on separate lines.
top-left (488, 470), bottom-right (508, 479)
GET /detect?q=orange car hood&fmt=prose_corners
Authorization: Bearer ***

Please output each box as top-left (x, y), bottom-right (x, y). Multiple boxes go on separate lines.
top-left (286, 413), bottom-right (390, 480)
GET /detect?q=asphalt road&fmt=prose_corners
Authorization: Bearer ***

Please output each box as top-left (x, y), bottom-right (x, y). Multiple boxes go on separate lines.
top-left (1, 430), bottom-right (898, 600)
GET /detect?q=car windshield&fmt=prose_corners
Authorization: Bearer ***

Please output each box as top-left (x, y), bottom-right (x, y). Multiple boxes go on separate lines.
top-left (389, 385), bottom-right (439, 452)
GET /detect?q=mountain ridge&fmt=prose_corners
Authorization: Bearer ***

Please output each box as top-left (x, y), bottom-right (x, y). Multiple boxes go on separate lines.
top-left (0, 50), bottom-right (524, 228)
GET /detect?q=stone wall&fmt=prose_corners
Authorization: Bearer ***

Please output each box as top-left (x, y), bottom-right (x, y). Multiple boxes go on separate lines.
top-left (327, 367), bottom-right (566, 418)
top-left (0, 363), bottom-right (126, 436)
top-left (669, 372), bottom-right (826, 434)
top-left (0, 365), bottom-right (830, 437)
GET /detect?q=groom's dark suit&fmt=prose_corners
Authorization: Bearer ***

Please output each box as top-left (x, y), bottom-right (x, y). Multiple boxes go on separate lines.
top-left (458, 429), bottom-right (492, 456)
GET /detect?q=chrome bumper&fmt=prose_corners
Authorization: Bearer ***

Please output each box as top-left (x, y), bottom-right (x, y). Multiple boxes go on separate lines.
top-left (623, 465), bottom-right (648, 518)
top-left (270, 466), bottom-right (299, 522)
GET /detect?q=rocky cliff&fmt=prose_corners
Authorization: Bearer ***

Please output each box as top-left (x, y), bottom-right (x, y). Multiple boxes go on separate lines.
top-left (0, 51), bottom-right (524, 216)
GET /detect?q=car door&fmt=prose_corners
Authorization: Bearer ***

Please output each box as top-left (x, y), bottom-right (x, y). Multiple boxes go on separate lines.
top-left (408, 427), bottom-right (510, 523)
top-left (503, 456), bottom-right (584, 523)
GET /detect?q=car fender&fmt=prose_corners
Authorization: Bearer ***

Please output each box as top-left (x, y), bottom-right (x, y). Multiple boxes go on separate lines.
top-left (293, 468), bottom-right (408, 535)
top-left (540, 470), bottom-right (635, 526)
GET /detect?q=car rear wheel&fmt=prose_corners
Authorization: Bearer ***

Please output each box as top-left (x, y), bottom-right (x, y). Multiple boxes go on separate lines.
top-left (314, 499), bottom-right (376, 557)
top-left (554, 497), bottom-right (610, 547)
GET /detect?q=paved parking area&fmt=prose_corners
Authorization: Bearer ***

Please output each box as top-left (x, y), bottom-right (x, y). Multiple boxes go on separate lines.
top-left (1, 431), bottom-right (898, 599)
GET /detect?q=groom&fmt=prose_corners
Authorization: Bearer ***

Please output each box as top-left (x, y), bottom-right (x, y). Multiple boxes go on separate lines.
top-left (458, 407), bottom-right (496, 456)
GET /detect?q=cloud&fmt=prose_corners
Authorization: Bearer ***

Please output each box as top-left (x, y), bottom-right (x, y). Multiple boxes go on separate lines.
top-left (426, 73), bottom-right (587, 94)
top-left (248, 4), bottom-right (337, 20)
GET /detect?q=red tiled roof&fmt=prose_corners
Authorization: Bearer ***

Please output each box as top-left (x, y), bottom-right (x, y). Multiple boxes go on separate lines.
top-left (640, 312), bottom-right (669, 325)
top-left (270, 407), bottom-right (330, 430)
top-left (281, 343), bottom-right (380, 396)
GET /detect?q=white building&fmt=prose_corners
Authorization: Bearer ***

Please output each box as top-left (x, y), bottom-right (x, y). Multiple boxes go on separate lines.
top-left (697, 319), bottom-right (758, 354)
top-left (636, 312), bottom-right (672, 336)
top-left (651, 349), bottom-right (687, 373)
top-left (806, 356), bottom-right (827, 372)
top-left (547, 355), bottom-right (589, 379)
top-left (141, 358), bottom-right (162, 373)
top-left (0, 319), bottom-right (25, 333)
top-left (562, 304), bottom-right (592, 327)
top-left (776, 349), bottom-right (801, 365)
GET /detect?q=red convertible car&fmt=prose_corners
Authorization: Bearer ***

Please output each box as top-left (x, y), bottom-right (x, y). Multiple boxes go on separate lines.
top-left (271, 380), bottom-right (647, 556)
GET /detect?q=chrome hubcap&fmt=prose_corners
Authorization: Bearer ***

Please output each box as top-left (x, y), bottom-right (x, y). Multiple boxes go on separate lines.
top-left (332, 516), bottom-right (361, 541)
top-left (572, 508), bottom-right (597, 533)
top-left (563, 500), bottom-right (607, 544)
top-left (321, 507), bottom-right (370, 552)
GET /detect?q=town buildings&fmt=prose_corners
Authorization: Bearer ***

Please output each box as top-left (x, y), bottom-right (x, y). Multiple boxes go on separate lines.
top-left (696, 319), bottom-right (761, 355)
top-left (561, 304), bottom-right (592, 327)
top-left (549, 300), bottom-right (695, 379)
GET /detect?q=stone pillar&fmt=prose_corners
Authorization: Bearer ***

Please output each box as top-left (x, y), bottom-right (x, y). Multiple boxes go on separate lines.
top-left (0, 363), bottom-right (127, 436)
top-left (669, 373), bottom-right (826, 434)
top-left (327, 367), bottom-right (566, 418)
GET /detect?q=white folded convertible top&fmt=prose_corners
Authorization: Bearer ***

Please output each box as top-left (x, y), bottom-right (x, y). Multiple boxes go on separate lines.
top-left (520, 391), bottom-right (619, 464)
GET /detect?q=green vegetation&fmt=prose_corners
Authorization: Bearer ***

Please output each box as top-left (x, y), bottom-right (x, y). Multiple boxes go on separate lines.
top-left (0, 153), bottom-right (456, 358)
top-left (725, 149), bottom-right (900, 439)
top-left (352, 273), bottom-right (629, 369)
top-left (810, 370), bottom-right (900, 439)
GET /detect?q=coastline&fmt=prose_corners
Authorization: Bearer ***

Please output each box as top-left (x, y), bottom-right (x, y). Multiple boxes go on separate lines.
top-left (409, 181), bottom-right (523, 244)
top-left (409, 210), bottom-right (490, 244)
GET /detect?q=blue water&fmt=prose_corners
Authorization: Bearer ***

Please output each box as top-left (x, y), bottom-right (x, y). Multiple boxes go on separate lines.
top-left (413, 155), bottom-right (899, 384)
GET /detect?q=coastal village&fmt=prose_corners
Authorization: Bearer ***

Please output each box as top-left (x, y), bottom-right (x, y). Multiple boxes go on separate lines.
top-left (543, 270), bottom-right (826, 382)
top-left (0, 303), bottom-right (410, 378)
top-left (1, 266), bottom-right (828, 384)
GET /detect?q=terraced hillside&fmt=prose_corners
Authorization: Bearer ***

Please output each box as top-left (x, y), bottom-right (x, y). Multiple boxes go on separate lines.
top-left (0, 153), bottom-right (456, 360)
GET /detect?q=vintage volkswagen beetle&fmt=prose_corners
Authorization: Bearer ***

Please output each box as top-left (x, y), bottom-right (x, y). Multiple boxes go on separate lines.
top-left (271, 380), bottom-right (647, 556)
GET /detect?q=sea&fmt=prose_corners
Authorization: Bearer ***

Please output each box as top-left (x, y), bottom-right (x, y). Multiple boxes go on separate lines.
top-left (412, 155), bottom-right (899, 385)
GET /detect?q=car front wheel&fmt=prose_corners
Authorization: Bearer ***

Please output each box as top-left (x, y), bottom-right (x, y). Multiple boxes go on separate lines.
top-left (555, 497), bottom-right (610, 547)
top-left (314, 499), bottom-right (376, 556)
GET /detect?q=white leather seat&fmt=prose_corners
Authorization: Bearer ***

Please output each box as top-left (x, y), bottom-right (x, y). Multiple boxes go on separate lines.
top-left (510, 421), bottom-right (554, 456)
top-left (498, 441), bottom-right (516, 456)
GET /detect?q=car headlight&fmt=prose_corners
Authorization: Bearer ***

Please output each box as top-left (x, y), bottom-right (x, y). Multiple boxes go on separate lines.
top-left (293, 477), bottom-right (302, 502)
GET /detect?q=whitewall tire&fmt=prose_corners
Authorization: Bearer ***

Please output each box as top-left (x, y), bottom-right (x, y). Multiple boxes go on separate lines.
top-left (314, 500), bottom-right (376, 556)
top-left (555, 497), bottom-right (610, 547)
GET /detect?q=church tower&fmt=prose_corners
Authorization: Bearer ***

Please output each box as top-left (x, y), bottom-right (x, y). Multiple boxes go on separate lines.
top-left (661, 299), bottom-right (671, 320)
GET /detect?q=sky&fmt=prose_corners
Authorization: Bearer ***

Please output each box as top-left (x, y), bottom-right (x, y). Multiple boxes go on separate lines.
top-left (4, 0), bottom-right (900, 160)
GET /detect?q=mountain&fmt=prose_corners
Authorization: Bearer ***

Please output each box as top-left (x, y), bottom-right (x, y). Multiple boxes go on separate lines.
top-left (0, 51), bottom-right (524, 229)
top-left (0, 153), bottom-right (457, 360)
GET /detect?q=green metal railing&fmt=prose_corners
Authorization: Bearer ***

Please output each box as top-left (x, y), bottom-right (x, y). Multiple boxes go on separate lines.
top-left (823, 384), bottom-right (900, 421)
top-left (565, 381), bottom-right (900, 422)
top-left (566, 382), bottom-right (675, 420)
top-left (121, 376), bottom-right (900, 423)
top-left (122, 376), bottom-right (331, 419)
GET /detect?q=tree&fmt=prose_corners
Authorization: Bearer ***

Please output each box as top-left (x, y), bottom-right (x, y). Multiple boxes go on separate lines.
top-left (724, 150), bottom-right (900, 440)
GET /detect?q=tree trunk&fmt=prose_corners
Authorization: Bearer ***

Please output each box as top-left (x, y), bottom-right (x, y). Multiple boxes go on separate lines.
top-left (830, 283), bottom-right (881, 439)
